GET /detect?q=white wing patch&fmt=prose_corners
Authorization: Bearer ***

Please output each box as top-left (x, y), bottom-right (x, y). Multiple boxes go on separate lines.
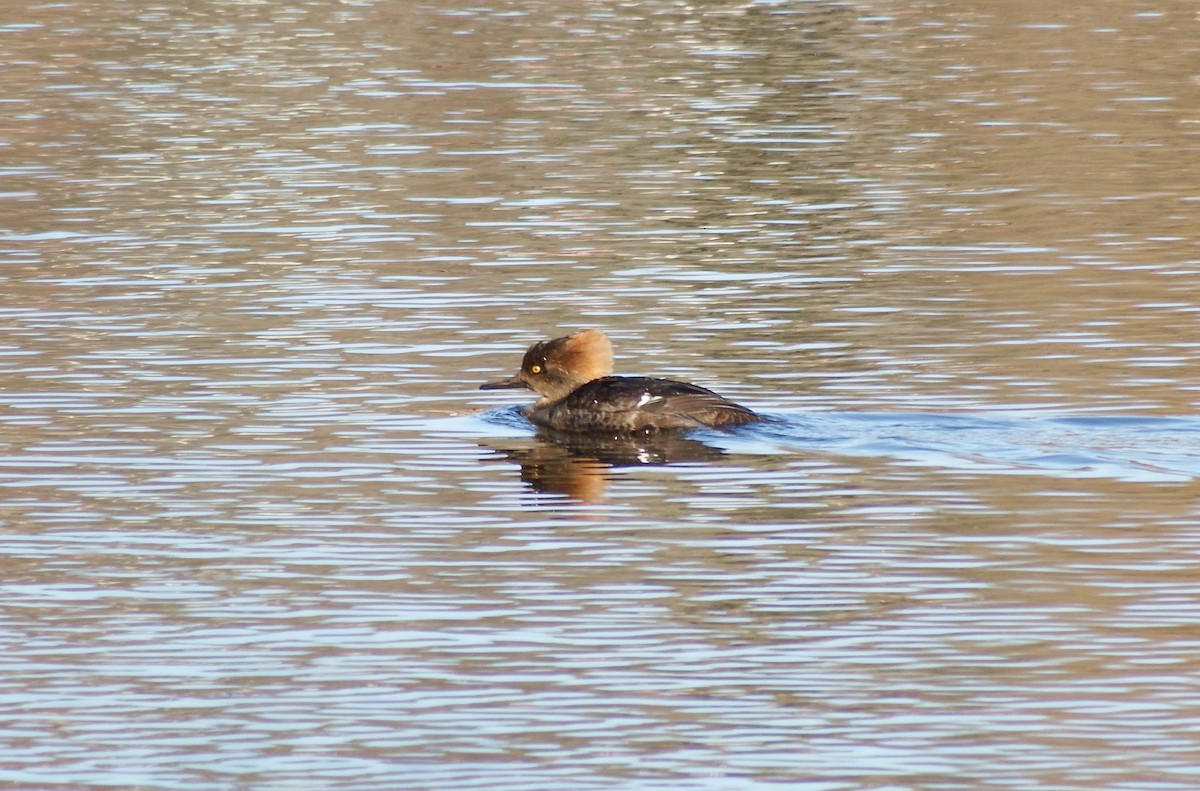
top-left (635, 392), bottom-right (663, 407)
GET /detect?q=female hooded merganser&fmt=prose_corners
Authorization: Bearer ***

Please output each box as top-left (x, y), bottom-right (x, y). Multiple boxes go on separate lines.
top-left (480, 329), bottom-right (760, 433)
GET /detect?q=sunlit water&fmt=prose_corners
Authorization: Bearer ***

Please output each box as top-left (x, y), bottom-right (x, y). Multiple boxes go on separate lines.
top-left (2, 1), bottom-right (1199, 789)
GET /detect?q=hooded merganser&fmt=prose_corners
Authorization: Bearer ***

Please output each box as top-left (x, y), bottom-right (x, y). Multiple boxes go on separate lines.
top-left (480, 328), bottom-right (761, 433)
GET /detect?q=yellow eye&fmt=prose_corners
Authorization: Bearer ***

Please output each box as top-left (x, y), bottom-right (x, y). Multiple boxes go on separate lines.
top-left (530, 364), bottom-right (542, 374)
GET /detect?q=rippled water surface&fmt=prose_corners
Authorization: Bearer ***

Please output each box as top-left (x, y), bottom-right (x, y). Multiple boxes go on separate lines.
top-left (3, 1), bottom-right (1200, 789)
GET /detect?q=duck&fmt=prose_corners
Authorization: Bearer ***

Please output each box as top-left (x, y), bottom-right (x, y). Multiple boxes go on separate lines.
top-left (480, 328), bottom-right (760, 433)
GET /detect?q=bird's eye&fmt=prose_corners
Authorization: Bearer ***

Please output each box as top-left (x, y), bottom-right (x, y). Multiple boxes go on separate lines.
top-left (530, 364), bottom-right (542, 374)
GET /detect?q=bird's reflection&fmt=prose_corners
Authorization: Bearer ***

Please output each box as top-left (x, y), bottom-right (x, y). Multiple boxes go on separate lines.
top-left (481, 428), bottom-right (730, 502)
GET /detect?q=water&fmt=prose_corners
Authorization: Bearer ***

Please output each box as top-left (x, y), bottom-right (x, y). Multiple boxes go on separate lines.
top-left (2, 1), bottom-right (1200, 789)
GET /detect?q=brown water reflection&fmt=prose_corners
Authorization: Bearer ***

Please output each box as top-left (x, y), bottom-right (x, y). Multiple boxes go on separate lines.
top-left (482, 427), bottom-right (731, 502)
top-left (843, 0), bottom-right (1200, 414)
top-left (2, 0), bottom-right (1200, 789)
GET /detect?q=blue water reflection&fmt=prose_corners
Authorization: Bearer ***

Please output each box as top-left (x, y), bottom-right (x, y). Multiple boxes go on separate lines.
top-left (468, 407), bottom-right (1200, 500)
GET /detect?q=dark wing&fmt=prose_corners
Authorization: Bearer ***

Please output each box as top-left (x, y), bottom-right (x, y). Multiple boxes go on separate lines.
top-left (540, 376), bottom-right (759, 432)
